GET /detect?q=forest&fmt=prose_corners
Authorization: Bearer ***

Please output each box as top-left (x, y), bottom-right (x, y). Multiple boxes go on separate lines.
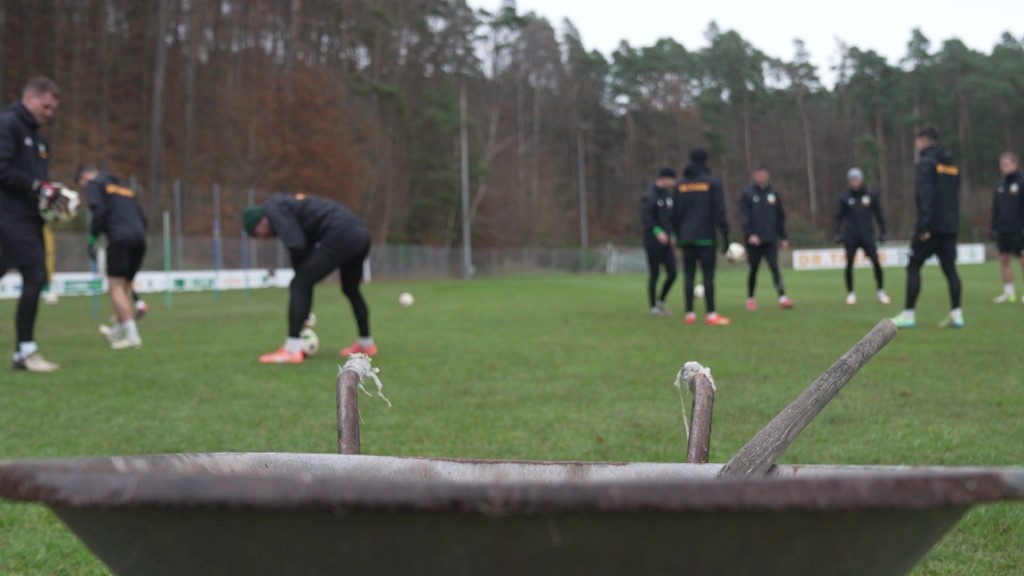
top-left (2, 0), bottom-right (1023, 247)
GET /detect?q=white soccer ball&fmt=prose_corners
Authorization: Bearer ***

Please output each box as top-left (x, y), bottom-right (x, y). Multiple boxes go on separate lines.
top-left (299, 328), bottom-right (319, 357)
top-left (693, 284), bottom-right (705, 299)
top-left (725, 242), bottom-right (747, 263)
top-left (398, 292), bottom-right (414, 307)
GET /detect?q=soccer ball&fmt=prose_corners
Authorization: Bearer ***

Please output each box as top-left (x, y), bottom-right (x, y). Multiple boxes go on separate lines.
top-left (299, 328), bottom-right (319, 357)
top-left (693, 284), bottom-right (705, 299)
top-left (725, 242), bottom-right (746, 263)
top-left (39, 185), bottom-right (81, 223)
top-left (398, 292), bottom-right (414, 307)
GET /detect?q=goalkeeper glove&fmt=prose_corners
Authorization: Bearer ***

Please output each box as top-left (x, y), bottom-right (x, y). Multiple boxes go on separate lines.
top-left (34, 181), bottom-right (62, 207)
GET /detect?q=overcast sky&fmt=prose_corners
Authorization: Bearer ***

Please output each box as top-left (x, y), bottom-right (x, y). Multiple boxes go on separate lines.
top-left (466, 0), bottom-right (1016, 86)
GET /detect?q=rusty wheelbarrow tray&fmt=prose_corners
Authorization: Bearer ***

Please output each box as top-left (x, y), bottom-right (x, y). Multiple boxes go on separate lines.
top-left (2, 321), bottom-right (1023, 575)
top-left (1, 453), bottom-right (1023, 576)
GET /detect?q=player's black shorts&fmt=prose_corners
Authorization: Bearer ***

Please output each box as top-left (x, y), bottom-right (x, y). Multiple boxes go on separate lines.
top-left (106, 238), bottom-right (146, 280)
top-left (996, 232), bottom-right (1024, 256)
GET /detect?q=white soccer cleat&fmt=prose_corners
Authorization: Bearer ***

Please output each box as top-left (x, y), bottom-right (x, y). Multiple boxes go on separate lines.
top-left (845, 292), bottom-right (856, 305)
top-left (993, 292), bottom-right (1016, 304)
top-left (111, 335), bottom-right (142, 350)
top-left (98, 324), bottom-right (119, 344)
top-left (877, 290), bottom-right (892, 305)
top-left (12, 352), bottom-right (59, 372)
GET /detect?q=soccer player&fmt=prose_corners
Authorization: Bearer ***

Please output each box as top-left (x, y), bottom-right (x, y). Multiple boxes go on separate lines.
top-left (641, 167), bottom-right (678, 317)
top-left (834, 167), bottom-right (891, 305)
top-left (989, 151), bottom-right (1024, 303)
top-left (0, 76), bottom-right (62, 372)
top-left (78, 166), bottom-right (148, 349)
top-left (243, 192), bottom-right (375, 363)
top-left (891, 125), bottom-right (963, 329)
top-left (740, 165), bottom-right (792, 311)
top-left (671, 148), bottom-right (731, 326)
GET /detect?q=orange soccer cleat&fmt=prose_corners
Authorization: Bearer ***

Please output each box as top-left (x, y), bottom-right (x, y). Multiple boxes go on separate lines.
top-left (339, 342), bottom-right (379, 358)
top-left (259, 347), bottom-right (305, 364)
top-left (705, 313), bottom-right (732, 326)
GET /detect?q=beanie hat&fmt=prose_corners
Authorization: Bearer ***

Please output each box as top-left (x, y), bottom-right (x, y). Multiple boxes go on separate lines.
top-left (658, 167), bottom-right (677, 179)
top-left (846, 167), bottom-right (864, 182)
top-left (688, 148), bottom-right (709, 165)
top-left (242, 206), bottom-right (265, 236)
top-left (916, 124), bottom-right (939, 141)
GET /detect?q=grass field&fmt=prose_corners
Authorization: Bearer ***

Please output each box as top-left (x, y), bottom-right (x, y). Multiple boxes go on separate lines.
top-left (1, 261), bottom-right (1023, 575)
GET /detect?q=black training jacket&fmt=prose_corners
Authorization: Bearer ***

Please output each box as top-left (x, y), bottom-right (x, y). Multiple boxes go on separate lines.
top-left (671, 163), bottom-right (729, 245)
top-left (835, 187), bottom-right (887, 242)
top-left (640, 184), bottom-right (674, 244)
top-left (740, 184), bottom-right (787, 245)
top-left (991, 170), bottom-right (1024, 235)
top-left (0, 101), bottom-right (49, 225)
top-left (915, 145), bottom-right (960, 235)
top-left (86, 172), bottom-right (147, 243)
top-left (262, 192), bottom-right (369, 264)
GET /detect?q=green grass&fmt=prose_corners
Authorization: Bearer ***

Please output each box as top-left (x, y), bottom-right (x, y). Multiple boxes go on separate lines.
top-left (2, 262), bottom-right (1023, 574)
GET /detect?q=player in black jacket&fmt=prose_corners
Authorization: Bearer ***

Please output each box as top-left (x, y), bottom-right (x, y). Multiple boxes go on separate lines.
top-left (891, 125), bottom-right (963, 329)
top-left (0, 77), bottom-right (62, 372)
top-left (834, 167), bottom-right (891, 305)
top-left (740, 166), bottom-right (792, 311)
top-left (244, 193), bottom-right (374, 363)
top-left (671, 149), bottom-right (731, 326)
top-left (989, 152), bottom-right (1024, 303)
top-left (78, 166), bottom-right (148, 349)
top-left (641, 167), bottom-right (678, 316)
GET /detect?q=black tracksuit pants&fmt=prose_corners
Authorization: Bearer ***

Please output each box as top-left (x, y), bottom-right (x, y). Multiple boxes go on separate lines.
top-left (682, 244), bottom-right (717, 314)
top-left (645, 240), bottom-right (677, 307)
top-left (905, 233), bottom-right (961, 310)
top-left (747, 242), bottom-right (784, 298)
top-left (844, 237), bottom-right (884, 293)
top-left (288, 233), bottom-right (371, 339)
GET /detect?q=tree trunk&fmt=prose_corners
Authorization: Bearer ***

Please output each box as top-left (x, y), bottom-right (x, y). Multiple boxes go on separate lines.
top-left (874, 101), bottom-right (888, 202)
top-left (797, 87), bottom-right (817, 220)
top-left (147, 0), bottom-right (170, 221)
top-left (956, 89), bottom-right (972, 226)
top-left (0, 0), bottom-right (6, 100)
top-left (182, 0), bottom-right (200, 210)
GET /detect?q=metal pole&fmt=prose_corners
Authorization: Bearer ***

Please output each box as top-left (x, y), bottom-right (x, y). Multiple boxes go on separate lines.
top-left (247, 189), bottom-right (257, 269)
top-left (577, 127), bottom-right (589, 263)
top-left (213, 184), bottom-right (222, 302)
top-left (460, 79), bottom-right (472, 280)
top-left (162, 210), bottom-right (172, 309)
top-left (174, 180), bottom-right (184, 270)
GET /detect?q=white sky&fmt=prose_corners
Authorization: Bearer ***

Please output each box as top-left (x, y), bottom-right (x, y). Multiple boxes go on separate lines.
top-left (467, 0), bottom-right (1016, 86)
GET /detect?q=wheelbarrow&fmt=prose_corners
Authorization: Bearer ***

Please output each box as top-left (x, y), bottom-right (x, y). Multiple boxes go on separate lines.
top-left (1, 320), bottom-right (1022, 575)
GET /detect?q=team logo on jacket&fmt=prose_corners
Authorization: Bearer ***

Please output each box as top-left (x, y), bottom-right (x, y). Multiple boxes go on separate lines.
top-left (1011, 183), bottom-right (1020, 195)
top-left (753, 195), bottom-right (761, 203)
top-left (767, 193), bottom-right (777, 205)
top-left (861, 196), bottom-right (871, 207)
top-left (847, 197), bottom-right (856, 206)
top-left (38, 142), bottom-right (48, 159)
top-left (24, 137), bottom-right (33, 147)
top-left (666, 197), bottom-right (673, 209)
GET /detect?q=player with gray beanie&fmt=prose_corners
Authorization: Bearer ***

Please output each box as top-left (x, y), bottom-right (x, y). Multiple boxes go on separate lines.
top-left (834, 167), bottom-right (890, 305)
